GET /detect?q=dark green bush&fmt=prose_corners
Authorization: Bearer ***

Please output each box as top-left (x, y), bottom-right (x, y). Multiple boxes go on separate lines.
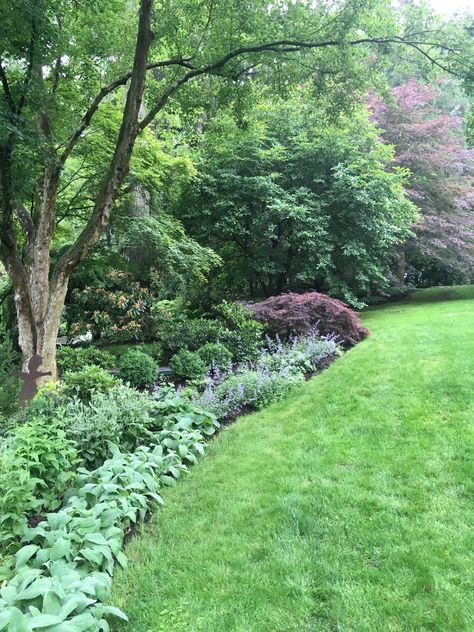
top-left (56, 345), bottom-right (115, 374)
top-left (169, 349), bottom-right (207, 380)
top-left (217, 301), bottom-right (265, 361)
top-left (62, 365), bottom-right (117, 402)
top-left (159, 316), bottom-right (230, 360)
top-left (118, 350), bottom-right (157, 389)
top-left (196, 342), bottom-right (232, 371)
top-left (0, 328), bottom-right (20, 420)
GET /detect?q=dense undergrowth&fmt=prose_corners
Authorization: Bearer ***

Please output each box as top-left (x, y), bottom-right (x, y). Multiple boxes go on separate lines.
top-left (110, 286), bottom-right (474, 631)
top-left (0, 298), bottom-right (350, 631)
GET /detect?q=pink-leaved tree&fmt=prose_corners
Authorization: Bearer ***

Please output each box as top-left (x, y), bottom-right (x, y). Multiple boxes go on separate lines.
top-left (368, 78), bottom-right (474, 286)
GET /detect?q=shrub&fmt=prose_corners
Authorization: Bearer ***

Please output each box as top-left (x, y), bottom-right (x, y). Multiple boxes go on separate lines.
top-left (217, 300), bottom-right (264, 361)
top-left (56, 345), bottom-right (115, 374)
top-left (62, 365), bottom-right (117, 402)
top-left (196, 342), bottom-right (232, 371)
top-left (170, 349), bottom-right (207, 381)
top-left (68, 270), bottom-right (158, 343)
top-left (246, 291), bottom-right (370, 347)
top-left (118, 350), bottom-right (157, 389)
top-left (159, 315), bottom-right (230, 360)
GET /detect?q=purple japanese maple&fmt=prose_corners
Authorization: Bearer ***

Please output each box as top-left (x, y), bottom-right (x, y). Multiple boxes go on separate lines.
top-left (368, 78), bottom-right (474, 283)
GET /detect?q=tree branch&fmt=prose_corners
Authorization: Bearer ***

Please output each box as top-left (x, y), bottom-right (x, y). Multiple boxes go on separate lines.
top-left (17, 17), bottom-right (37, 115)
top-left (59, 56), bottom-right (194, 164)
top-left (139, 35), bottom-right (470, 130)
top-left (0, 61), bottom-right (15, 112)
top-left (53, 0), bottom-right (155, 283)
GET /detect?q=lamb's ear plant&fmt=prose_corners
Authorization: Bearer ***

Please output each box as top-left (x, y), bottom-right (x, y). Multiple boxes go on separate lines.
top-left (0, 411), bottom-right (217, 631)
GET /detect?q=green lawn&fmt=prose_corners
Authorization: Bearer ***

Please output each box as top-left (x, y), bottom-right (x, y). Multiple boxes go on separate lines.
top-left (111, 286), bottom-right (474, 631)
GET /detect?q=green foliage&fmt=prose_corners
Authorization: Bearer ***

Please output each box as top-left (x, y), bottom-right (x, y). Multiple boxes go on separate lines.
top-left (196, 342), bottom-right (232, 371)
top-left (175, 96), bottom-right (417, 304)
top-left (0, 445), bottom-right (184, 630)
top-left (0, 399), bottom-right (219, 629)
top-left (0, 327), bottom-right (20, 422)
top-left (63, 384), bottom-right (157, 468)
top-left (67, 271), bottom-right (158, 343)
top-left (56, 346), bottom-right (115, 375)
top-left (118, 350), bottom-right (157, 389)
top-left (217, 301), bottom-right (265, 361)
top-left (151, 394), bottom-right (220, 438)
top-left (159, 315), bottom-right (230, 361)
top-left (169, 349), bottom-right (207, 381)
top-left (62, 366), bottom-right (118, 402)
top-left (0, 417), bottom-right (77, 544)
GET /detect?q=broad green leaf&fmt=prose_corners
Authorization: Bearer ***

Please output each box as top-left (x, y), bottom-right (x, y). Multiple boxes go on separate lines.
top-left (15, 545), bottom-right (39, 570)
top-left (49, 538), bottom-right (71, 562)
top-left (29, 614), bottom-right (64, 628)
top-left (42, 591), bottom-right (62, 616)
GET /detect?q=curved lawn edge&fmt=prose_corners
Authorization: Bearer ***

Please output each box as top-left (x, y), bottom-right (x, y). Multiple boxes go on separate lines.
top-left (111, 287), bottom-right (474, 632)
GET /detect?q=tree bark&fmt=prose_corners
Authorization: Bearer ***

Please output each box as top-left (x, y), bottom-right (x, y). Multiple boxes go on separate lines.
top-left (0, 0), bottom-right (154, 385)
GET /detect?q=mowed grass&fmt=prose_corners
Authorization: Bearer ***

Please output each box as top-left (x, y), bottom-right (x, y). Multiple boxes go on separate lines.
top-left (111, 286), bottom-right (474, 632)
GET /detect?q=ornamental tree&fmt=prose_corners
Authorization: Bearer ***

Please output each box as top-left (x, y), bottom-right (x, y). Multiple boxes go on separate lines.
top-left (368, 78), bottom-right (474, 286)
top-left (0, 0), bottom-right (472, 378)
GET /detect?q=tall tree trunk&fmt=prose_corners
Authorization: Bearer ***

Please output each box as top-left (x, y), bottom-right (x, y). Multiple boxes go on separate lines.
top-left (0, 0), bottom-right (154, 386)
top-left (15, 281), bottom-right (67, 380)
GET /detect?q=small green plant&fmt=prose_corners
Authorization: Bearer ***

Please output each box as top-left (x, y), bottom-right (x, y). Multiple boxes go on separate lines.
top-left (56, 345), bottom-right (115, 374)
top-left (196, 342), bottom-right (233, 370)
top-left (63, 384), bottom-right (157, 467)
top-left (118, 350), bottom-right (157, 389)
top-left (169, 349), bottom-right (207, 381)
top-left (0, 417), bottom-right (77, 543)
top-left (62, 365), bottom-right (117, 402)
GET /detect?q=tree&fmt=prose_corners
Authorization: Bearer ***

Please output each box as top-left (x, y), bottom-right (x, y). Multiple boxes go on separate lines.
top-left (0, 0), bottom-right (472, 378)
top-left (369, 78), bottom-right (474, 286)
top-left (174, 96), bottom-right (416, 304)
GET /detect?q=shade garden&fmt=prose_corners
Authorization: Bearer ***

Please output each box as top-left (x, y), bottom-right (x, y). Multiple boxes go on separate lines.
top-left (1, 0), bottom-right (474, 631)
top-left (0, 294), bottom-right (357, 630)
top-left (111, 286), bottom-right (474, 631)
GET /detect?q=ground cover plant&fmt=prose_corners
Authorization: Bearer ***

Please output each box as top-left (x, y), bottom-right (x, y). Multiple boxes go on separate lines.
top-left (0, 392), bottom-right (220, 630)
top-left (110, 287), bottom-right (474, 631)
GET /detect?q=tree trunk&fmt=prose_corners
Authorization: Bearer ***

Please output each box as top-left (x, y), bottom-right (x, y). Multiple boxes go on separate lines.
top-left (15, 276), bottom-right (68, 381)
top-left (0, 0), bottom-right (154, 388)
top-left (395, 247), bottom-right (406, 285)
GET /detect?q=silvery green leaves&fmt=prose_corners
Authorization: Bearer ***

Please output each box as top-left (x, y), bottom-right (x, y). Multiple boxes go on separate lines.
top-left (0, 438), bottom-right (212, 631)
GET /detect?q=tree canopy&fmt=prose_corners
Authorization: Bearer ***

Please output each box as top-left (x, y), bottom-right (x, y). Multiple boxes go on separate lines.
top-left (0, 0), bottom-right (473, 373)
